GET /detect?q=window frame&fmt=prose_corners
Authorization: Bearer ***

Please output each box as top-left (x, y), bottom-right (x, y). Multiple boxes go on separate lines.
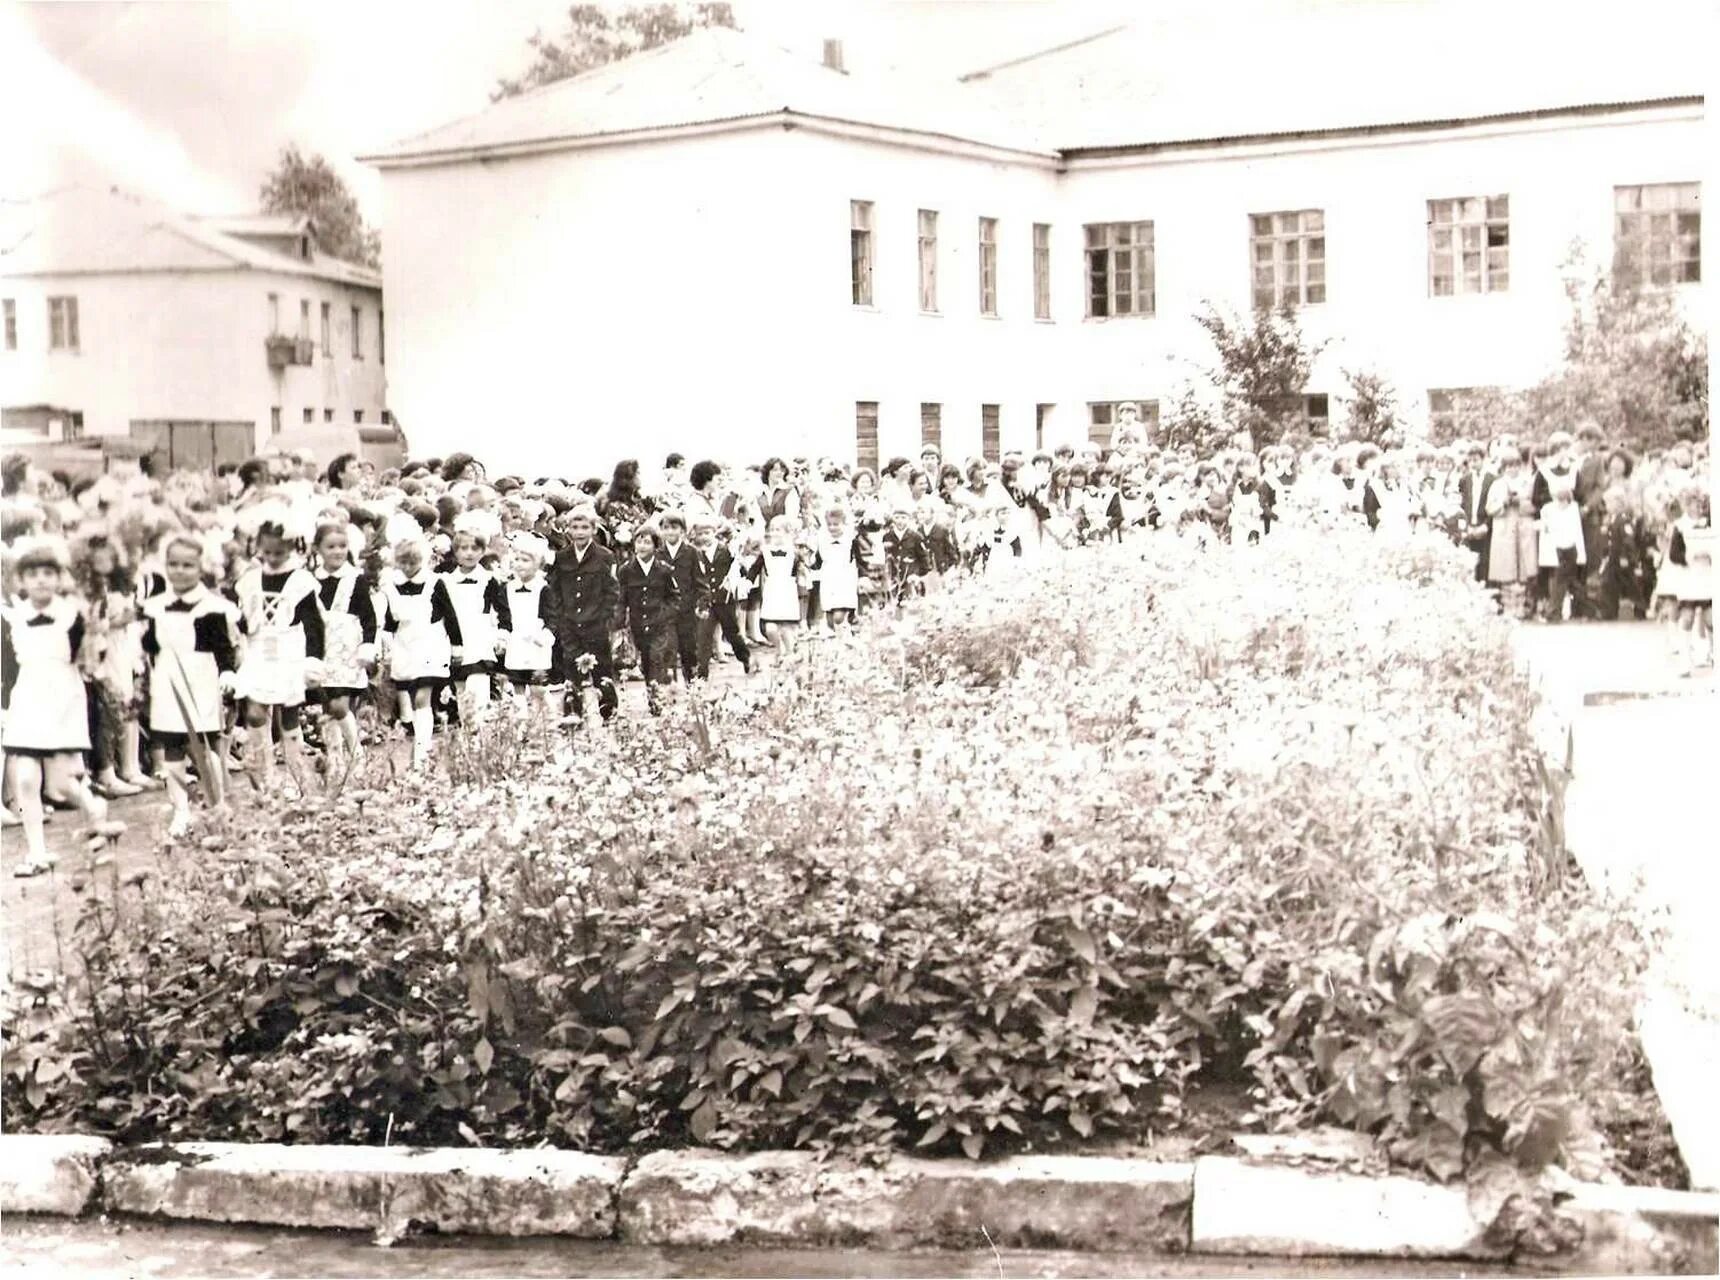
top-left (1249, 209), bottom-right (1326, 309)
top-left (1428, 196), bottom-right (1509, 296)
top-left (299, 298), bottom-right (310, 339)
top-left (981, 404), bottom-right (1001, 462)
top-left (978, 217), bottom-right (999, 316)
top-left (1032, 223), bottom-right (1052, 320)
top-left (855, 400), bottom-right (880, 472)
top-left (270, 406), bottom-right (282, 436)
top-left (47, 296), bottom-right (79, 352)
top-left (320, 301), bottom-right (332, 356)
top-left (851, 200), bottom-right (875, 307)
top-left (1084, 221), bottom-right (1155, 318)
top-left (917, 209), bottom-right (939, 313)
top-left (1613, 182), bottom-right (1701, 288)
top-left (920, 402), bottom-right (942, 449)
top-left (3, 298), bottom-right (15, 350)
top-left (351, 304), bottom-right (363, 358)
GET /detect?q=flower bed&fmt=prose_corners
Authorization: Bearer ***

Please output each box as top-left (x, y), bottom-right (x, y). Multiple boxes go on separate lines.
top-left (4, 528), bottom-right (1676, 1188)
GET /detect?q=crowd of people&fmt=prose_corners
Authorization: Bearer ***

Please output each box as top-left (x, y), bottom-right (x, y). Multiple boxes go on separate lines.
top-left (1, 406), bottom-right (1712, 875)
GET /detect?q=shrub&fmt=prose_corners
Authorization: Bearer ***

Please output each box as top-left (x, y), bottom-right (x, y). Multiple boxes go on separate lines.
top-left (4, 528), bottom-right (1662, 1187)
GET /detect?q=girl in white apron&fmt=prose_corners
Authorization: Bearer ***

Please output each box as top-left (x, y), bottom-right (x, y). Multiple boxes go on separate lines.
top-left (2, 540), bottom-right (116, 875)
top-left (759, 517), bottom-right (802, 651)
top-left (442, 529), bottom-right (512, 722)
top-left (501, 533), bottom-right (555, 712)
top-left (141, 534), bottom-right (239, 839)
top-left (814, 506), bottom-right (860, 629)
top-left (310, 520), bottom-right (378, 777)
top-left (383, 536), bottom-right (464, 770)
top-left (231, 521), bottom-right (325, 795)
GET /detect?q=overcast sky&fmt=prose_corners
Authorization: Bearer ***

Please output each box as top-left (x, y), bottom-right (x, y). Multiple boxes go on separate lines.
top-left (3, 0), bottom-right (1711, 223)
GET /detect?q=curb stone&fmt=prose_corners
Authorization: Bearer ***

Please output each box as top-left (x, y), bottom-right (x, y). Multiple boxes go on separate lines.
top-left (616, 1149), bottom-right (1193, 1249)
top-left (0, 1135), bottom-right (111, 1216)
top-left (1, 1134), bottom-right (1713, 1271)
top-left (99, 1143), bottom-right (624, 1237)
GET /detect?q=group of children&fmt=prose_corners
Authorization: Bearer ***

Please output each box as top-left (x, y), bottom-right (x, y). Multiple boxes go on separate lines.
top-left (1, 423), bottom-right (1711, 872)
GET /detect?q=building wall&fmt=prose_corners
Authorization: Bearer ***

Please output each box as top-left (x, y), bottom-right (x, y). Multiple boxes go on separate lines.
top-left (0, 269), bottom-right (386, 447)
top-left (374, 104), bottom-right (1705, 475)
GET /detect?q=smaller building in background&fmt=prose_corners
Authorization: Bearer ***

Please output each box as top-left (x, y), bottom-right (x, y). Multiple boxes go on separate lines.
top-left (1, 185), bottom-right (389, 472)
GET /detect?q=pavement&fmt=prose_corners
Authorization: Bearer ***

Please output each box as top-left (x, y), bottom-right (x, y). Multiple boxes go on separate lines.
top-left (1509, 621), bottom-right (1718, 1192)
top-left (0, 1216), bottom-right (1534, 1279)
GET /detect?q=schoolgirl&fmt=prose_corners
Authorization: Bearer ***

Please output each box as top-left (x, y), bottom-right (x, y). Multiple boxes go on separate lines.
top-left (1485, 446), bottom-right (1540, 616)
top-left (230, 519), bottom-right (325, 793)
top-left (813, 505), bottom-right (861, 629)
top-left (500, 532), bottom-right (556, 707)
top-left (75, 533), bottom-right (155, 797)
top-left (1667, 489), bottom-right (1713, 675)
top-left (3, 539), bottom-right (116, 875)
top-left (442, 525), bottom-right (512, 719)
top-left (141, 533), bottom-right (240, 838)
top-left (309, 519), bottom-right (378, 775)
top-left (759, 515), bottom-right (803, 649)
top-left (383, 534), bottom-right (464, 770)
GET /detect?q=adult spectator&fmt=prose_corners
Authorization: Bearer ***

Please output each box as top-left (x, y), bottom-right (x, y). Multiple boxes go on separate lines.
top-left (685, 460), bottom-right (725, 527)
top-left (325, 452), bottom-right (362, 491)
top-left (760, 457), bottom-right (800, 524)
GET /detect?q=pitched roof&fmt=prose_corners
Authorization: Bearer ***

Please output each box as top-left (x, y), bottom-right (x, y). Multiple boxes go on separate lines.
top-left (362, 26), bottom-right (1054, 164)
top-left (0, 185), bottom-right (380, 288)
top-left (365, 15), bottom-right (1705, 170)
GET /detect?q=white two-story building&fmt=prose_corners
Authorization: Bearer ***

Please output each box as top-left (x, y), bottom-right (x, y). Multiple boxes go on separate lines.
top-left (362, 24), bottom-right (1704, 476)
top-left (1, 186), bottom-right (389, 470)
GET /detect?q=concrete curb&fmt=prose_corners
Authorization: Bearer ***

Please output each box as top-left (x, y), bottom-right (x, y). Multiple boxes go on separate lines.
top-left (2, 1135), bottom-right (1714, 1271)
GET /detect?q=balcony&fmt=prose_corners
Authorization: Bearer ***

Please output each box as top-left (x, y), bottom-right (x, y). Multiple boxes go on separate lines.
top-left (265, 335), bottom-right (316, 369)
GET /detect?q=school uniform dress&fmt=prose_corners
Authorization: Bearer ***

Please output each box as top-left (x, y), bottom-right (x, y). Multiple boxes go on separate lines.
top-left (314, 567), bottom-right (378, 698)
top-left (1, 598), bottom-right (90, 756)
top-left (231, 566), bottom-right (324, 708)
top-left (759, 547), bottom-right (801, 623)
top-left (815, 535), bottom-right (861, 613)
top-left (140, 587), bottom-right (239, 742)
top-left (444, 568), bottom-right (512, 678)
top-left (502, 577), bottom-right (555, 685)
top-left (1669, 519), bottom-right (1714, 604)
top-left (383, 571), bottom-right (463, 691)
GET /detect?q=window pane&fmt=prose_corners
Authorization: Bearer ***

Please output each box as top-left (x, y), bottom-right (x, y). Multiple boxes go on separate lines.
top-left (1615, 186), bottom-right (1641, 211)
top-left (1676, 212), bottom-right (1700, 236)
top-left (1488, 195), bottom-right (1509, 219)
top-left (1432, 228), bottom-right (1452, 252)
top-left (1304, 210), bottom-right (1324, 232)
top-left (1487, 223), bottom-right (1509, 247)
top-left (1490, 269), bottom-right (1510, 291)
top-left (1307, 283), bottom-right (1326, 304)
top-left (1306, 236), bottom-right (1325, 260)
top-left (1250, 215), bottom-right (1272, 236)
top-left (1430, 200), bottom-right (1451, 223)
top-left (1253, 286), bottom-right (1276, 309)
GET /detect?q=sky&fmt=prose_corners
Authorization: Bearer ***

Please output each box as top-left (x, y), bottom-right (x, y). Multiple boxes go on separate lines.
top-left (2, 0), bottom-right (1712, 223)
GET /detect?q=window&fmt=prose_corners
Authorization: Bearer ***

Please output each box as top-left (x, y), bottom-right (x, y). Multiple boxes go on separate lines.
top-left (850, 200), bottom-right (874, 305)
top-left (303, 407), bottom-right (314, 424)
top-left (1429, 197), bottom-right (1509, 295)
top-left (1250, 210), bottom-right (1325, 308)
top-left (47, 297), bottom-right (79, 351)
top-left (381, 409), bottom-right (393, 426)
top-left (320, 302), bottom-right (331, 355)
top-left (920, 402), bottom-right (942, 449)
top-left (856, 401), bottom-right (880, 472)
top-left (1302, 394), bottom-right (1331, 436)
top-left (299, 298), bottom-right (310, 338)
top-left (379, 308), bottom-right (385, 363)
top-left (917, 209), bottom-right (938, 311)
top-left (3, 299), bottom-right (14, 350)
top-left (1085, 222), bottom-right (1155, 317)
top-left (351, 305), bottom-right (363, 358)
top-left (1035, 403), bottom-right (1053, 450)
top-left (267, 292), bottom-right (279, 333)
top-left (978, 217), bottom-right (998, 315)
top-left (1088, 400), bottom-right (1160, 447)
top-left (981, 404), bottom-right (1001, 462)
top-left (1033, 224), bottom-right (1051, 319)
top-left (270, 406), bottom-right (282, 436)
top-left (1614, 183), bottom-right (1701, 287)
top-left (324, 408), bottom-right (334, 423)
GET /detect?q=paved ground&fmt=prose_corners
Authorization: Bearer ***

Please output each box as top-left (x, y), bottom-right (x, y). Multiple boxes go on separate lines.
top-left (0, 1216), bottom-right (1534, 1279)
top-left (1509, 622), bottom-right (1717, 1193)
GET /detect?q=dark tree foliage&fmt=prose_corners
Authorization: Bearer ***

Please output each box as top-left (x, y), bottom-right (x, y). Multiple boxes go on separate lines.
top-left (494, 3), bottom-right (737, 99)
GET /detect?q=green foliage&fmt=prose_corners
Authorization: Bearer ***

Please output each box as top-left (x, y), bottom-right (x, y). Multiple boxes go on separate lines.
top-left (1191, 302), bottom-right (1328, 449)
top-left (1339, 368), bottom-right (1402, 446)
top-left (1156, 387), bottom-right (1233, 457)
top-left (494, 3), bottom-right (737, 99)
top-left (3, 530), bottom-right (1665, 1186)
top-left (259, 145), bottom-right (380, 269)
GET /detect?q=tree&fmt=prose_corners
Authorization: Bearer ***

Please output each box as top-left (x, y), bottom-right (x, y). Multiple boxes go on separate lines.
top-left (1515, 247), bottom-right (1707, 450)
top-left (259, 145), bottom-right (380, 269)
top-left (1339, 368), bottom-right (1401, 446)
top-left (494, 3), bottom-right (736, 99)
top-left (1156, 387), bottom-right (1231, 457)
top-left (1191, 302), bottom-right (1328, 450)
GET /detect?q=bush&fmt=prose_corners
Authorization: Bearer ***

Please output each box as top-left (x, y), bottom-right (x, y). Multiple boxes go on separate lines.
top-left (4, 528), bottom-right (1663, 1187)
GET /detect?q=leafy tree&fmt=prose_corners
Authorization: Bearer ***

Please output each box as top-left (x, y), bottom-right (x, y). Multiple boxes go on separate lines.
top-left (1516, 247), bottom-right (1707, 450)
top-left (1156, 387), bottom-right (1231, 457)
top-left (259, 145), bottom-right (380, 268)
top-left (1191, 302), bottom-right (1328, 450)
top-left (1339, 368), bottom-right (1401, 446)
top-left (494, 2), bottom-right (736, 99)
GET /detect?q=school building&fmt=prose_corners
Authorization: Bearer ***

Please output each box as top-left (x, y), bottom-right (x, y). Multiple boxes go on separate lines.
top-left (361, 23), bottom-right (1705, 476)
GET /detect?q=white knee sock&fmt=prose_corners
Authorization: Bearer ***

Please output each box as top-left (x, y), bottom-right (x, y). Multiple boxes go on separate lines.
top-left (412, 705), bottom-right (434, 769)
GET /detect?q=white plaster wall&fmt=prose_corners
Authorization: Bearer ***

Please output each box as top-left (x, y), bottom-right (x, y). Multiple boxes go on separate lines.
top-left (0, 270), bottom-right (385, 443)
